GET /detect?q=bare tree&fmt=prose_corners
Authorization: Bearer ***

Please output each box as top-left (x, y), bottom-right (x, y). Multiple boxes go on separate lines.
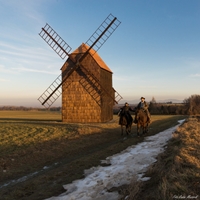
top-left (183, 94), bottom-right (200, 115)
top-left (151, 96), bottom-right (157, 104)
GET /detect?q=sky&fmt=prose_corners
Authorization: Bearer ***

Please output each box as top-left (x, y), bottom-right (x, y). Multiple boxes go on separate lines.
top-left (0, 0), bottom-right (200, 107)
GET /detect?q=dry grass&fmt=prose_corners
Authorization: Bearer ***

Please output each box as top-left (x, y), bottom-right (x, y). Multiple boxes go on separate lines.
top-left (122, 115), bottom-right (200, 200)
top-left (0, 111), bottom-right (186, 200)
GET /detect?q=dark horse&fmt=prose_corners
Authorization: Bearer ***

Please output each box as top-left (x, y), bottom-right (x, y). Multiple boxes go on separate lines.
top-left (135, 108), bottom-right (149, 137)
top-left (118, 113), bottom-right (133, 136)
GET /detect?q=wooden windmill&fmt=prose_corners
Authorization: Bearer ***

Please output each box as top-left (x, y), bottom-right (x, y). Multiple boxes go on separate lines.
top-left (38, 14), bottom-right (122, 122)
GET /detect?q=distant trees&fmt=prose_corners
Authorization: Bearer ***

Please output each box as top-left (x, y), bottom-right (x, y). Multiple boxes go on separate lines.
top-left (183, 94), bottom-right (200, 115)
top-left (0, 106), bottom-right (31, 111)
top-left (4, 95), bottom-right (200, 116)
top-left (148, 94), bottom-right (200, 115)
top-left (149, 96), bottom-right (158, 113)
top-left (151, 96), bottom-right (156, 104)
top-left (0, 106), bottom-right (61, 112)
top-left (148, 95), bottom-right (184, 115)
top-left (149, 102), bottom-right (180, 115)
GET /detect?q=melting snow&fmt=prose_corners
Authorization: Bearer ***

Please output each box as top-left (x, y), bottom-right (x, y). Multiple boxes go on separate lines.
top-left (47, 119), bottom-right (185, 200)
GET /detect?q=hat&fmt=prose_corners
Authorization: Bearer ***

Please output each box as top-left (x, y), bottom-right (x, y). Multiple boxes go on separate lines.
top-left (141, 97), bottom-right (145, 100)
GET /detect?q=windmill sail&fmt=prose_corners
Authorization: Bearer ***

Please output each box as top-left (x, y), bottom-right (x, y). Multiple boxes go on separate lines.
top-left (37, 74), bottom-right (74, 108)
top-left (79, 64), bottom-right (121, 106)
top-left (85, 14), bottom-right (121, 55)
top-left (39, 23), bottom-right (72, 59)
top-left (113, 88), bottom-right (123, 103)
top-left (38, 14), bottom-right (121, 108)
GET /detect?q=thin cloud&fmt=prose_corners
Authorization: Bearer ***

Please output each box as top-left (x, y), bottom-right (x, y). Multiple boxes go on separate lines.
top-left (0, 42), bottom-right (58, 61)
top-left (12, 67), bottom-right (59, 75)
top-left (114, 75), bottom-right (140, 81)
top-left (0, 1), bottom-right (45, 21)
top-left (190, 74), bottom-right (200, 77)
top-left (139, 85), bottom-right (158, 89)
top-left (0, 65), bottom-right (17, 74)
top-left (0, 78), bottom-right (10, 82)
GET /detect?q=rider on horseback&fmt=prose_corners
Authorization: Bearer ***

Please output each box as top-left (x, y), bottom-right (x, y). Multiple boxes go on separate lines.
top-left (134, 97), bottom-right (151, 124)
top-left (118, 102), bottom-right (134, 123)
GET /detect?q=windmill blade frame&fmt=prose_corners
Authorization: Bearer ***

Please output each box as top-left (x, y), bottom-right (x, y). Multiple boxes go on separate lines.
top-left (85, 13), bottom-right (121, 55)
top-left (38, 14), bottom-right (121, 108)
top-left (39, 23), bottom-right (72, 59)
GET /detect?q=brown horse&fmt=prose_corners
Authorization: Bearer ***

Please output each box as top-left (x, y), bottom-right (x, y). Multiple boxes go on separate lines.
top-left (119, 113), bottom-right (133, 136)
top-left (135, 108), bottom-right (149, 137)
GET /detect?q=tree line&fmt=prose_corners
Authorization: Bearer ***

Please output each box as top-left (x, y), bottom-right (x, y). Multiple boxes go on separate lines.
top-left (183, 94), bottom-right (200, 115)
top-left (149, 94), bottom-right (200, 115)
top-left (114, 95), bottom-right (200, 115)
top-left (0, 106), bottom-right (61, 111)
top-left (1, 94), bottom-right (200, 115)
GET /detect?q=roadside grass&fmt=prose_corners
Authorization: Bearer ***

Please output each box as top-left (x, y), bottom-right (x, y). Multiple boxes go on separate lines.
top-left (122, 116), bottom-right (200, 200)
top-left (0, 111), bottom-right (186, 200)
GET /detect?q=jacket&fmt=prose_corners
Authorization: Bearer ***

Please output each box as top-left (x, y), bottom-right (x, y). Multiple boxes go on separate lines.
top-left (136, 101), bottom-right (148, 110)
top-left (118, 105), bottom-right (134, 116)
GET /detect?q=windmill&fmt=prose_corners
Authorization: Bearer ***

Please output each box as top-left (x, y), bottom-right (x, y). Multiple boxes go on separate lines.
top-left (38, 14), bottom-right (122, 122)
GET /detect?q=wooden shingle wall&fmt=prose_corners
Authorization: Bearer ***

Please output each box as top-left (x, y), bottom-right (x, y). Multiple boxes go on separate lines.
top-left (61, 52), bottom-right (113, 123)
top-left (100, 68), bottom-right (113, 122)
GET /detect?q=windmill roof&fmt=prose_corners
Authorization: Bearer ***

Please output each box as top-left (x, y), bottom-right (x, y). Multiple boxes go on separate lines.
top-left (71, 43), bottom-right (112, 73)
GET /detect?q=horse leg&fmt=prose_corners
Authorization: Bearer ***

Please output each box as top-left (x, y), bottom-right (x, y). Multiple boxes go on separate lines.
top-left (137, 125), bottom-right (140, 137)
top-left (126, 125), bottom-right (129, 135)
top-left (142, 126), bottom-right (145, 135)
top-left (144, 125), bottom-right (148, 135)
top-left (121, 125), bottom-right (123, 136)
top-left (128, 124), bottom-right (131, 135)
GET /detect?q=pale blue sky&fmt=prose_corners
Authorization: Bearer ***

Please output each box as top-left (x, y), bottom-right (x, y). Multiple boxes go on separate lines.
top-left (0, 0), bottom-right (200, 106)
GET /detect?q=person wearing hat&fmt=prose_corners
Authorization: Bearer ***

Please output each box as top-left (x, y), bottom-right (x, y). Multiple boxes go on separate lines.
top-left (134, 97), bottom-right (151, 123)
top-left (118, 102), bottom-right (134, 123)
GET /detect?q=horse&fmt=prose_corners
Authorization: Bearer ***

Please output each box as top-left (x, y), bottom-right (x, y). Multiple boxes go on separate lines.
top-left (118, 113), bottom-right (133, 136)
top-left (135, 108), bottom-right (149, 137)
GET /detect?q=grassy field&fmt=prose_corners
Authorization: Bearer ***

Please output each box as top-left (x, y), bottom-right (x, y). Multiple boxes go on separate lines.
top-left (0, 110), bottom-right (62, 121)
top-left (0, 111), bottom-right (186, 200)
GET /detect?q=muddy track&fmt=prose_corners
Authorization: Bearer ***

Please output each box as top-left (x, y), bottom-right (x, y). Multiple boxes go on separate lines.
top-left (1, 132), bottom-right (130, 189)
top-left (0, 122), bottom-right (139, 200)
